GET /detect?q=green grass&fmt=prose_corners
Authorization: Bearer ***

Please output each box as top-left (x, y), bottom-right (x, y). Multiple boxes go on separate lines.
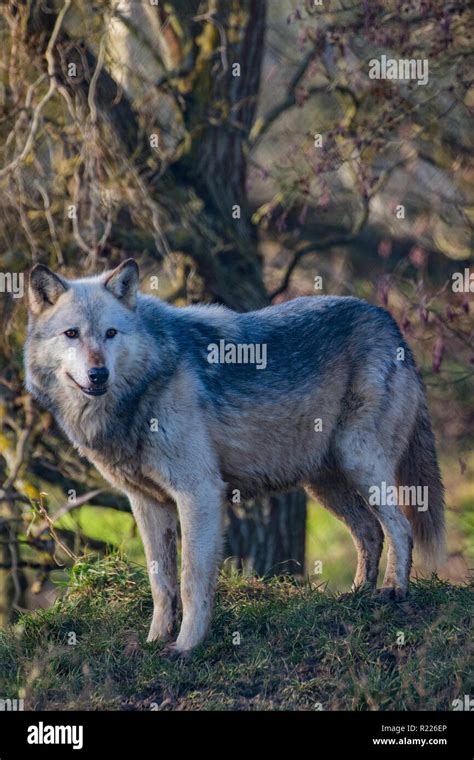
top-left (56, 505), bottom-right (143, 562)
top-left (0, 556), bottom-right (471, 711)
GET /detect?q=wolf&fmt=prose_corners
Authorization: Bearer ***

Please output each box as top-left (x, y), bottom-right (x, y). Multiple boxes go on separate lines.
top-left (24, 259), bottom-right (445, 653)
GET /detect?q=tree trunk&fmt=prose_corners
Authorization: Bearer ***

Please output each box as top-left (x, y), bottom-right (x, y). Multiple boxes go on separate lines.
top-left (227, 491), bottom-right (306, 577)
top-left (0, 527), bottom-right (15, 627)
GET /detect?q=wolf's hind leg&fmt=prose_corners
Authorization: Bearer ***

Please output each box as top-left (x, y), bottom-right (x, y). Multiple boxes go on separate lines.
top-left (377, 505), bottom-right (413, 600)
top-left (129, 496), bottom-right (178, 642)
top-left (308, 474), bottom-right (383, 589)
top-left (337, 438), bottom-right (413, 599)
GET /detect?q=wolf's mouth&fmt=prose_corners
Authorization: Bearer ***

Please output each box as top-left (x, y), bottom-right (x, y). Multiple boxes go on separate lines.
top-left (66, 373), bottom-right (108, 397)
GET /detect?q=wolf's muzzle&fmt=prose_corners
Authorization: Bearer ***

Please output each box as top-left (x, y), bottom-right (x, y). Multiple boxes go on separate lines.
top-left (67, 372), bottom-right (108, 397)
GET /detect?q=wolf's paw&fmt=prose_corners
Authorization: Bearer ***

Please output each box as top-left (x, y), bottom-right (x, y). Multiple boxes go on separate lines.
top-left (338, 591), bottom-right (353, 602)
top-left (338, 582), bottom-right (375, 602)
top-left (375, 586), bottom-right (407, 603)
top-left (161, 642), bottom-right (193, 661)
top-left (146, 615), bottom-right (174, 644)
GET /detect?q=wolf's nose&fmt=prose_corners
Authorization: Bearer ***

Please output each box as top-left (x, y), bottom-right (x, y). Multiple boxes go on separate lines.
top-left (88, 367), bottom-right (109, 386)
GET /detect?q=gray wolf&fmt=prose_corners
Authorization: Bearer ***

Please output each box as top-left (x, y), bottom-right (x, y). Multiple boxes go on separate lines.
top-left (24, 259), bottom-right (445, 654)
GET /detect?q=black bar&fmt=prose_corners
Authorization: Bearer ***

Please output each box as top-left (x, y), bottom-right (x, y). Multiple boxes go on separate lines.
top-left (0, 710), bottom-right (471, 758)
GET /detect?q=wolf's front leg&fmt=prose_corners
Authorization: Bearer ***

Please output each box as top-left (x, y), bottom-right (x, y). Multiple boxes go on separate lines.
top-left (173, 486), bottom-right (225, 653)
top-left (129, 496), bottom-right (178, 642)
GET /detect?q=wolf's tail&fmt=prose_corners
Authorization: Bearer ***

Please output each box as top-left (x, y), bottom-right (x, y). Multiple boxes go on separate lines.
top-left (397, 397), bottom-right (445, 569)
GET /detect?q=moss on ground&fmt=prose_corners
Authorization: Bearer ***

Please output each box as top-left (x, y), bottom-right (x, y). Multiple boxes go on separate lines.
top-left (0, 556), bottom-right (471, 711)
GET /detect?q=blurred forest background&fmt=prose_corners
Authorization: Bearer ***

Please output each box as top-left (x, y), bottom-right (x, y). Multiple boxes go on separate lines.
top-left (0, 0), bottom-right (472, 626)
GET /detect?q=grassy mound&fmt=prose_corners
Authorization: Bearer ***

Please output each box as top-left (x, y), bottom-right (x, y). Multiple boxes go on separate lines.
top-left (0, 557), bottom-right (471, 710)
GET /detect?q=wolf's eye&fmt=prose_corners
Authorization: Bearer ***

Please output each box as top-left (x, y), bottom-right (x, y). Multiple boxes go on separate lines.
top-left (65, 329), bottom-right (79, 339)
top-left (106, 328), bottom-right (117, 339)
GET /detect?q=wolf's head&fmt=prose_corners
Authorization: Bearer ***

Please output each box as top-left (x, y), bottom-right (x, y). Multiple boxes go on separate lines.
top-left (24, 259), bottom-right (148, 435)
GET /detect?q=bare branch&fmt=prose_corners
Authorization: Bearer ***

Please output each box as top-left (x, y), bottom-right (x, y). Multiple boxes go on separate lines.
top-left (29, 488), bottom-right (104, 538)
top-left (0, 0), bottom-right (72, 180)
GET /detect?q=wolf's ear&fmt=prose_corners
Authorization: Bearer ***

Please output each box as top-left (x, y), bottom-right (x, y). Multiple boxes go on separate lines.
top-left (27, 265), bottom-right (69, 316)
top-left (104, 259), bottom-right (138, 309)
top-left (104, 259), bottom-right (139, 308)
